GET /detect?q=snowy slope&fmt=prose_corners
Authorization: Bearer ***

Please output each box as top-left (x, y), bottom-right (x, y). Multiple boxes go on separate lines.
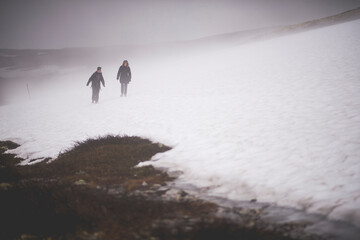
top-left (1, 20), bottom-right (360, 228)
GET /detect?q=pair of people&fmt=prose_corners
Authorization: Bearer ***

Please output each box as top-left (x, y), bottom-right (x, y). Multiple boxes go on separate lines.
top-left (86, 60), bottom-right (132, 103)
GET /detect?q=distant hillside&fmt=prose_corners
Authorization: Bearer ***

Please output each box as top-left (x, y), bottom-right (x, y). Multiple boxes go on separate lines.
top-left (274, 7), bottom-right (360, 37)
top-left (190, 7), bottom-right (360, 47)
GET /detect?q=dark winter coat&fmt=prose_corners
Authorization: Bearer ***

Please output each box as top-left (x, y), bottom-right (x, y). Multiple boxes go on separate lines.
top-left (87, 72), bottom-right (105, 89)
top-left (117, 66), bottom-right (132, 84)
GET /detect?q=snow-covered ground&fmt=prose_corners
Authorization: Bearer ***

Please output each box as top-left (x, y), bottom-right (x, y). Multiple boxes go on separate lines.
top-left (1, 20), bottom-right (360, 228)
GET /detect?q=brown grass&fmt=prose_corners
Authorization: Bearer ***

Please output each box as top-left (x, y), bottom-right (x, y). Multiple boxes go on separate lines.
top-left (0, 137), bottom-right (295, 240)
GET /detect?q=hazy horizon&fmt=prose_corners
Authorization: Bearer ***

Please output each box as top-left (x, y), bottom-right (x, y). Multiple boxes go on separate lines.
top-left (1, 0), bottom-right (360, 49)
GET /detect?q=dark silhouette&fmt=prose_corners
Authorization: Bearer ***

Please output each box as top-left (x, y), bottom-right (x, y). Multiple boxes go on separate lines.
top-left (87, 67), bottom-right (105, 103)
top-left (116, 60), bottom-right (132, 97)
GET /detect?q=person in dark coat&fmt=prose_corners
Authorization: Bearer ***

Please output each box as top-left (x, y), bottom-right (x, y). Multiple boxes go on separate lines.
top-left (116, 60), bottom-right (132, 97)
top-left (87, 66), bottom-right (105, 103)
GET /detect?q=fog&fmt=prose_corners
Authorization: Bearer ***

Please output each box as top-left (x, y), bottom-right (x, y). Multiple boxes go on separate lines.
top-left (1, 16), bottom-right (360, 236)
top-left (0, 0), bottom-right (359, 49)
top-left (1, 0), bottom-right (359, 104)
top-left (1, 1), bottom-right (360, 237)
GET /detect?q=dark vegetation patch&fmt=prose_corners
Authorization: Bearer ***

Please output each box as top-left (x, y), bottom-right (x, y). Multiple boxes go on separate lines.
top-left (13, 136), bottom-right (172, 189)
top-left (0, 137), bottom-right (315, 240)
top-left (0, 140), bottom-right (20, 154)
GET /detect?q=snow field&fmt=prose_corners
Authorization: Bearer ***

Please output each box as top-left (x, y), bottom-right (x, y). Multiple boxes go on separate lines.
top-left (1, 20), bottom-right (360, 227)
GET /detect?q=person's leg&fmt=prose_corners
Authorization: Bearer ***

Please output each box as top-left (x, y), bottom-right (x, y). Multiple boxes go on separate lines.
top-left (95, 88), bottom-right (99, 103)
top-left (124, 83), bottom-right (128, 96)
top-left (121, 83), bottom-right (124, 96)
top-left (92, 87), bottom-right (96, 103)
top-left (92, 88), bottom-right (99, 103)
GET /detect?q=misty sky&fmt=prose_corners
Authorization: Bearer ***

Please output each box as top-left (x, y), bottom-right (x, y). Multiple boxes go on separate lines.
top-left (1, 0), bottom-right (359, 49)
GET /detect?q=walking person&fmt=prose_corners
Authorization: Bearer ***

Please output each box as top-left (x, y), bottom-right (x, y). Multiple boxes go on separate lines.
top-left (87, 67), bottom-right (105, 104)
top-left (116, 60), bottom-right (132, 97)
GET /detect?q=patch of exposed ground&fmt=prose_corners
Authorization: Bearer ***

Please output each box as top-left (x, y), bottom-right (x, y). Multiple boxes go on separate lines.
top-left (0, 137), bottom-right (326, 240)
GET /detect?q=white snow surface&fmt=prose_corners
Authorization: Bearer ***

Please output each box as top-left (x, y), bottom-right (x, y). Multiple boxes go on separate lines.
top-left (1, 20), bottom-right (360, 227)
